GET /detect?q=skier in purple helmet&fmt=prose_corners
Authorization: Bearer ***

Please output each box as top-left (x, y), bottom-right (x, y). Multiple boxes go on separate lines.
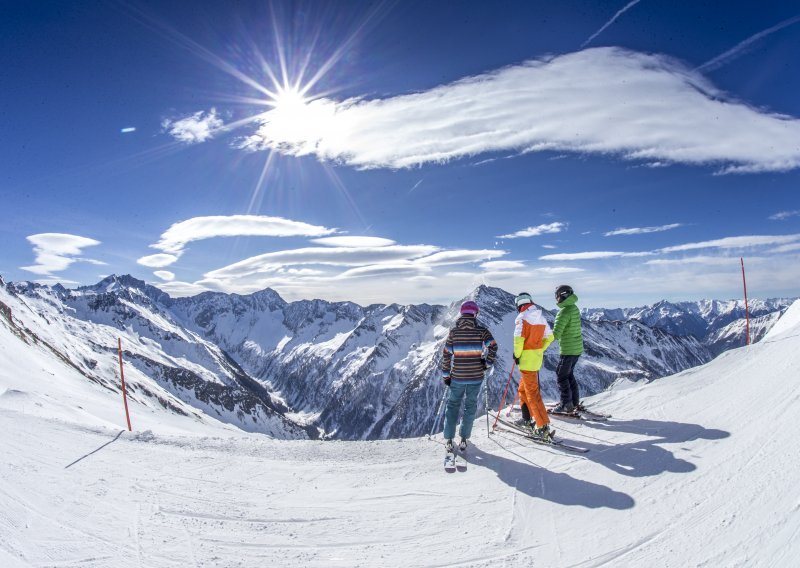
top-left (440, 300), bottom-right (498, 453)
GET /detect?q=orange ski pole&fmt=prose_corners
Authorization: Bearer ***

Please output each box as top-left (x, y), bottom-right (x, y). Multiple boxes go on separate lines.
top-left (491, 361), bottom-right (516, 432)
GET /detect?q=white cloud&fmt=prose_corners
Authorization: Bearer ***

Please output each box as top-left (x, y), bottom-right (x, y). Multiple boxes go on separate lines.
top-left (153, 270), bottom-right (175, 281)
top-left (311, 236), bottom-right (395, 247)
top-left (138, 215), bottom-right (337, 268)
top-left (20, 233), bottom-right (101, 276)
top-left (336, 263), bottom-right (429, 279)
top-left (481, 260), bottom-right (526, 271)
top-left (540, 234), bottom-right (800, 263)
top-left (769, 210), bottom-right (800, 221)
top-left (542, 245), bottom-right (557, 249)
top-left (479, 270), bottom-right (528, 280)
top-left (163, 109), bottom-right (224, 144)
top-left (659, 234), bottom-right (800, 253)
top-left (234, 48), bottom-right (800, 173)
top-left (33, 278), bottom-right (80, 286)
top-left (152, 280), bottom-right (211, 297)
top-left (540, 251), bottom-right (650, 261)
top-left (137, 253), bottom-right (180, 268)
top-left (498, 222), bottom-right (567, 240)
top-left (415, 250), bottom-right (506, 266)
top-left (771, 243), bottom-right (800, 254)
top-left (604, 223), bottom-right (683, 236)
top-left (534, 266), bottom-right (586, 274)
top-left (205, 245), bottom-right (440, 280)
top-left (154, 215), bottom-right (336, 254)
top-left (645, 256), bottom-right (743, 266)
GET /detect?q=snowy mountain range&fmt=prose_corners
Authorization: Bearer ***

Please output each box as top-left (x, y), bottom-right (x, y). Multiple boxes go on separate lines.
top-left (0, 275), bottom-right (788, 440)
top-left (582, 297), bottom-right (796, 355)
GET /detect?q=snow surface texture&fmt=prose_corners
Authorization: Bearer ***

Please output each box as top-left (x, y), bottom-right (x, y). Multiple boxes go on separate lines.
top-left (0, 277), bottom-right (730, 440)
top-left (2, 291), bottom-right (799, 566)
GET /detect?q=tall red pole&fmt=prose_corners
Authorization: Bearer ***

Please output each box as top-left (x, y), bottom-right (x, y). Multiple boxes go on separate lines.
top-left (740, 258), bottom-right (751, 346)
top-left (117, 338), bottom-right (132, 431)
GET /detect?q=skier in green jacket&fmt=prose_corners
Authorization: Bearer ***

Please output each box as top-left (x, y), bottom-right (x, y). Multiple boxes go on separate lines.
top-left (551, 285), bottom-right (584, 413)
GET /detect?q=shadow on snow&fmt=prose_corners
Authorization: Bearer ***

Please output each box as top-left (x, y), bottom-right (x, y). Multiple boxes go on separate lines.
top-left (466, 444), bottom-right (635, 510)
top-left (565, 418), bottom-right (730, 478)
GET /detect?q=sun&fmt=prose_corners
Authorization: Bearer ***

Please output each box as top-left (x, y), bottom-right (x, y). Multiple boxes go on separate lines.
top-left (259, 83), bottom-right (338, 149)
top-left (268, 86), bottom-right (310, 115)
top-left (267, 87), bottom-right (309, 112)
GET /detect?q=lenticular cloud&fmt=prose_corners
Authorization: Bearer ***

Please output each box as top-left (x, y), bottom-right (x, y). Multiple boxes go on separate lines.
top-left (240, 47), bottom-right (800, 173)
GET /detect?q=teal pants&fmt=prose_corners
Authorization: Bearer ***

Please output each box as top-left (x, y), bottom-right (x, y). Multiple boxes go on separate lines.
top-left (443, 381), bottom-right (482, 440)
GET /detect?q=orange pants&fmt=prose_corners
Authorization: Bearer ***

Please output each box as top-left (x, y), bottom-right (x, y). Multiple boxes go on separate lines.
top-left (518, 370), bottom-right (549, 427)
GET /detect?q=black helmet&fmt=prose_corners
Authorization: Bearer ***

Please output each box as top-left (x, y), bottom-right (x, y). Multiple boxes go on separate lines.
top-left (555, 285), bottom-right (573, 304)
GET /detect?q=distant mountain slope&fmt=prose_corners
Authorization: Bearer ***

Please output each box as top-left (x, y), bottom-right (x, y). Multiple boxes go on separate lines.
top-left (582, 297), bottom-right (795, 353)
top-left (0, 277), bottom-right (311, 439)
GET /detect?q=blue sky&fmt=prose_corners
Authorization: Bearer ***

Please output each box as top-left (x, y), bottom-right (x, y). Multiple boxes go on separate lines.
top-left (2, 1), bottom-right (799, 308)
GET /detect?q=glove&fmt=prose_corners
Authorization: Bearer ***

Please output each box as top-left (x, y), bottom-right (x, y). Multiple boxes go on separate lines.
top-left (513, 356), bottom-right (520, 365)
top-left (443, 377), bottom-right (451, 387)
top-left (480, 358), bottom-right (487, 370)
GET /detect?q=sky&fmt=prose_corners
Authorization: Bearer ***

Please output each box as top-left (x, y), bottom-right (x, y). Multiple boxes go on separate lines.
top-left (2, 0), bottom-right (799, 308)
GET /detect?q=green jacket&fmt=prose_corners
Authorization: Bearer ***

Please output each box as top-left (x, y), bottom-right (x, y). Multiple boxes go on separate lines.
top-left (553, 294), bottom-right (584, 355)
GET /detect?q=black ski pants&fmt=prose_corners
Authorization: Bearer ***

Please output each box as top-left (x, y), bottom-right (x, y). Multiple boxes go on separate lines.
top-left (556, 354), bottom-right (581, 407)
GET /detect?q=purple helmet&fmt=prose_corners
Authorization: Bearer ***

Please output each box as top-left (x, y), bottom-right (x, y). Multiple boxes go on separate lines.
top-left (460, 301), bottom-right (479, 316)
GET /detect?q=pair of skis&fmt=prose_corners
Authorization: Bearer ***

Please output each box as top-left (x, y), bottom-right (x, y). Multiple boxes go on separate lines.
top-left (547, 404), bottom-right (612, 422)
top-left (489, 411), bottom-right (589, 453)
top-left (444, 446), bottom-right (467, 472)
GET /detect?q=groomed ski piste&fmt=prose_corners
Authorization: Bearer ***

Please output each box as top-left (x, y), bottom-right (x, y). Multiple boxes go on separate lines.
top-left (2, 301), bottom-right (799, 567)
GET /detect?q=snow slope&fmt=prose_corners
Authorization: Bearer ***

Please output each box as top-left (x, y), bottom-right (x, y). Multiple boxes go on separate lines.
top-left (2, 295), bottom-right (799, 566)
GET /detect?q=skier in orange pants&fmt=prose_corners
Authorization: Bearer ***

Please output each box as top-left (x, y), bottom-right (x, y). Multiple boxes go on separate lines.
top-left (512, 292), bottom-right (555, 441)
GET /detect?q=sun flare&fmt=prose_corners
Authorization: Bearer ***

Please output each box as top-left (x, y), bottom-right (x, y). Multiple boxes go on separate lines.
top-left (269, 86), bottom-right (309, 114)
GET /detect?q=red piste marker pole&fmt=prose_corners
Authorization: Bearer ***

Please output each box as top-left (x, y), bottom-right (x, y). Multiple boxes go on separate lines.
top-left (741, 258), bottom-right (751, 346)
top-left (117, 338), bottom-right (132, 431)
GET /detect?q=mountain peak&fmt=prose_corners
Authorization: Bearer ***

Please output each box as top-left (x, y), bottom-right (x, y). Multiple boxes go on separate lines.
top-left (79, 274), bottom-right (172, 306)
top-left (469, 284), bottom-right (515, 304)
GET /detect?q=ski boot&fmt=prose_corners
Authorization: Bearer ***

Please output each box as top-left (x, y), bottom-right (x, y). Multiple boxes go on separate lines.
top-left (532, 423), bottom-right (555, 442)
top-left (445, 438), bottom-right (455, 453)
top-left (458, 437), bottom-right (468, 452)
top-left (551, 402), bottom-right (575, 414)
top-left (513, 416), bottom-right (530, 429)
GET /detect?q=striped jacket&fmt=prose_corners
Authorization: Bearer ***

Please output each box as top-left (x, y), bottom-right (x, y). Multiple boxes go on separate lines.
top-left (513, 304), bottom-right (554, 372)
top-left (441, 316), bottom-right (498, 383)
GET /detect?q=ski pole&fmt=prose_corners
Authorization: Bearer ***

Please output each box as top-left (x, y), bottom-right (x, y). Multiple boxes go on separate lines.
top-left (507, 392), bottom-right (519, 417)
top-left (429, 384), bottom-right (449, 438)
top-left (491, 361), bottom-right (516, 432)
top-left (484, 366), bottom-right (495, 437)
